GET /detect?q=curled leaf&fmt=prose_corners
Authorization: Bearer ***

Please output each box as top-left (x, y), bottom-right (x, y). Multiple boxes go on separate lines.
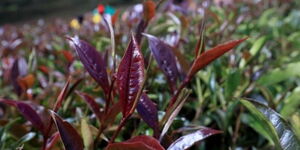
top-left (106, 135), bottom-right (164, 150)
top-left (188, 38), bottom-right (247, 79)
top-left (167, 127), bottom-right (222, 150)
top-left (144, 33), bottom-right (180, 92)
top-left (68, 36), bottom-right (110, 95)
top-left (116, 34), bottom-right (145, 117)
top-left (50, 111), bottom-right (84, 150)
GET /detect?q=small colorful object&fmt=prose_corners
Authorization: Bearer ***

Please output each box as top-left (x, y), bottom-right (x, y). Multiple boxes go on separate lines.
top-left (70, 19), bottom-right (80, 30)
top-left (98, 4), bottom-right (105, 14)
top-left (92, 14), bottom-right (102, 24)
top-left (105, 5), bottom-right (116, 15)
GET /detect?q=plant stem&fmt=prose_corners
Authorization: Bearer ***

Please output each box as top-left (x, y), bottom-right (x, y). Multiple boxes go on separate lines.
top-left (109, 116), bottom-right (129, 143)
top-left (94, 125), bottom-right (105, 147)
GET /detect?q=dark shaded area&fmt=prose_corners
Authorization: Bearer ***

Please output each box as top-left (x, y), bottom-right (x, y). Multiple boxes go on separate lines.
top-left (0, 0), bottom-right (139, 24)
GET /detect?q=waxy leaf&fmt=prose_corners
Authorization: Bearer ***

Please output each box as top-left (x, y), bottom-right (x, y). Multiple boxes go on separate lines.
top-left (106, 135), bottom-right (164, 150)
top-left (144, 33), bottom-right (180, 92)
top-left (241, 99), bottom-right (300, 150)
top-left (50, 111), bottom-right (84, 150)
top-left (76, 91), bottom-right (103, 122)
top-left (68, 37), bottom-right (110, 95)
top-left (137, 93), bottom-right (159, 131)
top-left (188, 38), bottom-right (247, 79)
top-left (0, 99), bottom-right (45, 135)
top-left (116, 34), bottom-right (145, 117)
top-left (167, 127), bottom-right (222, 150)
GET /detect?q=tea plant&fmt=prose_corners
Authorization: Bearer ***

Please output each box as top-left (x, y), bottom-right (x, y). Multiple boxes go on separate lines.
top-left (0, 0), bottom-right (300, 150)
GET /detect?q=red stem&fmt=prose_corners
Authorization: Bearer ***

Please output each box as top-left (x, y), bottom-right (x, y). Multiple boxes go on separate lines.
top-left (109, 115), bottom-right (129, 143)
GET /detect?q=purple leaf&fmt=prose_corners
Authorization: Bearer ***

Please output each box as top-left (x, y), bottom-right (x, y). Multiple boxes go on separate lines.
top-left (11, 58), bottom-right (28, 95)
top-left (167, 127), bottom-right (222, 150)
top-left (117, 34), bottom-right (145, 117)
top-left (50, 111), bottom-right (84, 150)
top-left (143, 33), bottom-right (180, 92)
top-left (76, 91), bottom-right (103, 122)
top-left (45, 132), bottom-right (60, 150)
top-left (137, 93), bottom-right (159, 132)
top-left (68, 37), bottom-right (110, 95)
top-left (53, 77), bottom-right (71, 112)
top-left (0, 99), bottom-right (46, 135)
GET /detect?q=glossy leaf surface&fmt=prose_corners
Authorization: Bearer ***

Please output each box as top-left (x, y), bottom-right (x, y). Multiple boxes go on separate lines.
top-left (106, 135), bottom-right (164, 150)
top-left (241, 99), bottom-right (300, 150)
top-left (137, 93), bottom-right (158, 131)
top-left (51, 111), bottom-right (84, 150)
top-left (116, 35), bottom-right (145, 117)
top-left (167, 128), bottom-right (222, 150)
top-left (0, 99), bottom-right (45, 135)
top-left (188, 38), bottom-right (247, 79)
top-left (68, 37), bottom-right (110, 95)
top-left (144, 33), bottom-right (180, 92)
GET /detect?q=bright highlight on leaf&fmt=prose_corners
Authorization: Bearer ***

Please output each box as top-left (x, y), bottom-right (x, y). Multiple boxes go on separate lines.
top-left (68, 36), bottom-right (110, 96)
top-left (116, 34), bottom-right (145, 117)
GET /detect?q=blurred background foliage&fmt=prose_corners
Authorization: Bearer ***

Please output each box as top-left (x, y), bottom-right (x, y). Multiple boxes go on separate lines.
top-left (1, 0), bottom-right (300, 149)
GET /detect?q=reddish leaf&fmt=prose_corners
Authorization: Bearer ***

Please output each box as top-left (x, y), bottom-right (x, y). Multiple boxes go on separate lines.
top-left (188, 38), bottom-right (247, 79)
top-left (50, 111), bottom-right (84, 150)
top-left (144, 33), bottom-right (180, 92)
top-left (112, 9), bottom-right (120, 25)
top-left (137, 93), bottom-right (159, 132)
top-left (61, 50), bottom-right (74, 63)
top-left (17, 74), bottom-right (35, 90)
top-left (68, 37), bottom-right (110, 95)
top-left (103, 101), bottom-right (121, 126)
top-left (106, 135), bottom-right (164, 150)
top-left (0, 99), bottom-right (45, 135)
top-left (53, 77), bottom-right (71, 112)
top-left (143, 0), bottom-right (156, 22)
top-left (167, 127), bottom-right (222, 150)
top-left (76, 91), bottom-right (103, 122)
top-left (117, 34), bottom-right (145, 117)
top-left (38, 65), bottom-right (49, 74)
top-left (45, 132), bottom-right (60, 150)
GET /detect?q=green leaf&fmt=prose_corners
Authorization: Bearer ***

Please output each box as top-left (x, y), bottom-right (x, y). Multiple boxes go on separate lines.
top-left (239, 36), bottom-right (267, 68)
top-left (290, 113), bottom-right (300, 141)
top-left (81, 118), bottom-right (93, 150)
top-left (225, 70), bottom-right (241, 98)
top-left (241, 113), bottom-right (274, 144)
top-left (280, 87), bottom-right (300, 118)
top-left (257, 62), bottom-right (300, 85)
top-left (240, 99), bottom-right (300, 150)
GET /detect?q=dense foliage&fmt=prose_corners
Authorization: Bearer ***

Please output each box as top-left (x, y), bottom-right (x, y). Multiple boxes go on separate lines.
top-left (0, 0), bottom-right (300, 150)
